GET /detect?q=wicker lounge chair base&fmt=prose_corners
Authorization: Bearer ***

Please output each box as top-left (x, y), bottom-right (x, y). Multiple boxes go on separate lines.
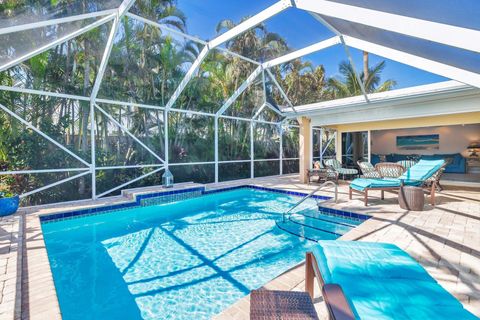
top-left (348, 183), bottom-right (436, 207)
top-left (250, 289), bottom-right (319, 320)
top-left (349, 159), bottom-right (446, 206)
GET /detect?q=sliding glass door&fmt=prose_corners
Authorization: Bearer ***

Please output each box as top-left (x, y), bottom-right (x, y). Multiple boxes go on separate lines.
top-left (341, 131), bottom-right (369, 166)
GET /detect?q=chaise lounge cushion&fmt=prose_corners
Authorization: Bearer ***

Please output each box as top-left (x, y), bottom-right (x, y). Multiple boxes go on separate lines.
top-left (312, 241), bottom-right (433, 284)
top-left (312, 241), bottom-right (478, 320)
top-left (349, 177), bottom-right (420, 191)
top-left (398, 159), bottom-right (445, 181)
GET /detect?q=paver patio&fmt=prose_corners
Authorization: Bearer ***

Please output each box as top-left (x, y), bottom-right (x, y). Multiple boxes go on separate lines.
top-left (0, 175), bottom-right (478, 319)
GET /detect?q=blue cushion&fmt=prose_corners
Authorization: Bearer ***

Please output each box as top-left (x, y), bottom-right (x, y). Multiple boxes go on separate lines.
top-left (312, 241), bottom-right (479, 320)
top-left (340, 277), bottom-right (409, 319)
top-left (399, 159), bottom-right (445, 181)
top-left (350, 178), bottom-right (420, 191)
top-left (370, 154), bottom-right (381, 165)
top-left (339, 278), bottom-right (470, 320)
top-left (314, 241), bottom-right (434, 283)
top-left (402, 305), bottom-right (479, 320)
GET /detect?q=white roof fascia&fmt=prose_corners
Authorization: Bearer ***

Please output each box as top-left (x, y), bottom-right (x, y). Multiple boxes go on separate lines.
top-left (283, 81), bottom-right (476, 116)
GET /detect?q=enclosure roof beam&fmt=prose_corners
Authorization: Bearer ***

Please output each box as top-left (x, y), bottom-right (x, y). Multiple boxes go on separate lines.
top-left (0, 85), bottom-right (90, 101)
top-left (118, 0), bottom-right (137, 16)
top-left (265, 102), bottom-right (286, 117)
top-left (0, 13), bottom-right (115, 73)
top-left (216, 66), bottom-right (263, 116)
top-left (91, 0), bottom-right (137, 101)
top-left (165, 45), bottom-right (210, 111)
top-left (164, 0), bottom-right (291, 111)
top-left (126, 13), bottom-right (261, 66)
top-left (265, 69), bottom-right (296, 113)
top-left (262, 36), bottom-right (340, 68)
top-left (293, 0), bottom-right (480, 53)
top-left (343, 36), bottom-right (480, 88)
top-left (208, 0), bottom-right (292, 49)
top-left (0, 9), bottom-right (117, 36)
top-left (309, 13), bottom-right (369, 102)
top-left (252, 103), bottom-right (267, 120)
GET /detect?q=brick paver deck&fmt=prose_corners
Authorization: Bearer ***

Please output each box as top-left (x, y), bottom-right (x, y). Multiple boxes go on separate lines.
top-left (0, 175), bottom-right (478, 319)
top-left (215, 176), bottom-right (480, 319)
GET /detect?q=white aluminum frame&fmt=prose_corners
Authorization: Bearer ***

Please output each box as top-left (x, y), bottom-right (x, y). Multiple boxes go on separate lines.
top-left (343, 36), bottom-right (480, 88)
top-left (264, 69), bottom-right (295, 111)
top-left (0, 9), bottom-right (117, 36)
top-left (294, 0), bottom-right (480, 53)
top-left (1, 0), bottom-right (479, 203)
top-left (0, 13), bottom-right (116, 72)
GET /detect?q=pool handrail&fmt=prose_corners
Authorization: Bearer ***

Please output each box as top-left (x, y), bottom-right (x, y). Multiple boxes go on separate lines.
top-left (282, 181), bottom-right (338, 222)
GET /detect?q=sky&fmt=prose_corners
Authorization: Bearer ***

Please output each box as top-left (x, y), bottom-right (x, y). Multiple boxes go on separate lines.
top-left (175, 0), bottom-right (449, 89)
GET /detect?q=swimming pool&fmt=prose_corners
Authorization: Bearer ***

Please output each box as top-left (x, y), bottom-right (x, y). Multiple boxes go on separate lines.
top-left (41, 187), bottom-right (365, 320)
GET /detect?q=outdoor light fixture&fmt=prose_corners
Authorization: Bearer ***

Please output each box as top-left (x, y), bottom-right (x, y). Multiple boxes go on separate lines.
top-left (467, 142), bottom-right (480, 157)
top-left (162, 169), bottom-right (174, 188)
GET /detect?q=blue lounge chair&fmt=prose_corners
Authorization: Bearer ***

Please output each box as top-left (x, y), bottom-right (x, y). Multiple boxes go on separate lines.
top-left (349, 159), bottom-right (446, 206)
top-left (306, 241), bottom-right (479, 320)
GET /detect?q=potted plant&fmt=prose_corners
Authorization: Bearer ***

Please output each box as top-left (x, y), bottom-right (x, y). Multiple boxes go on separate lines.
top-left (0, 190), bottom-right (19, 216)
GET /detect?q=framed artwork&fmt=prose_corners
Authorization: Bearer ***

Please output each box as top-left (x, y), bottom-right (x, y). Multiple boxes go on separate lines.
top-left (396, 134), bottom-right (439, 150)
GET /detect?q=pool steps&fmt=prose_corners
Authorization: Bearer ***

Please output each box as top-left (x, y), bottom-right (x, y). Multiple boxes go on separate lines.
top-left (276, 219), bottom-right (339, 242)
top-left (275, 207), bottom-right (370, 242)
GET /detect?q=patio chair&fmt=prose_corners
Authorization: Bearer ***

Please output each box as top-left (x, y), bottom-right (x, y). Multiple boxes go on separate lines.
top-left (349, 159), bottom-right (445, 206)
top-left (375, 162), bottom-right (406, 178)
top-left (305, 241), bottom-right (478, 320)
top-left (307, 161), bottom-right (338, 184)
top-left (324, 159), bottom-right (358, 180)
top-left (357, 160), bottom-right (381, 178)
top-left (397, 159), bottom-right (417, 170)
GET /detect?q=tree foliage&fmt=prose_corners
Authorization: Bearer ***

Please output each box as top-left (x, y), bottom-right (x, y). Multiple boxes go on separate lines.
top-left (0, 0), bottom-right (395, 205)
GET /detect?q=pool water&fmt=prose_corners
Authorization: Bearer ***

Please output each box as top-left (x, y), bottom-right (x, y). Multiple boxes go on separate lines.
top-left (42, 188), bottom-right (361, 320)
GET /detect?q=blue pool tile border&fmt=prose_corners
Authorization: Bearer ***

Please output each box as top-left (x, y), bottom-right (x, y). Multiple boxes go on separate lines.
top-left (39, 184), bottom-right (337, 223)
top-left (40, 186), bottom-right (206, 223)
top-left (204, 185), bottom-right (331, 201)
top-left (318, 206), bottom-right (371, 221)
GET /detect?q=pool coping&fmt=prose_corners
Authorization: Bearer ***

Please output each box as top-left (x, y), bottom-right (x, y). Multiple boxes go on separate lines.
top-left (38, 184), bottom-right (333, 223)
top-left (18, 180), bottom-right (366, 320)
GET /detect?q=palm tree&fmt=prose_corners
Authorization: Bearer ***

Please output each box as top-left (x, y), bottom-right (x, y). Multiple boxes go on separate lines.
top-left (328, 60), bottom-right (396, 98)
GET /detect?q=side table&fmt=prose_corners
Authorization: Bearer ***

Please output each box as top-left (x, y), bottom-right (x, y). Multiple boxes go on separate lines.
top-left (250, 289), bottom-right (319, 320)
top-left (398, 186), bottom-right (425, 211)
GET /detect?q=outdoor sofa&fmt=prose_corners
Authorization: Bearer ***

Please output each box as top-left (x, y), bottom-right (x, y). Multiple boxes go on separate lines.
top-left (372, 153), bottom-right (466, 173)
top-left (306, 241), bottom-right (478, 320)
top-left (349, 159), bottom-right (445, 206)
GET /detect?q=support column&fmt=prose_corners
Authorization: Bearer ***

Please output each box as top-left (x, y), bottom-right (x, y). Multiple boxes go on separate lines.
top-left (90, 101), bottom-right (96, 199)
top-left (367, 130), bottom-right (371, 163)
top-left (214, 116), bottom-right (219, 183)
top-left (298, 116), bottom-right (312, 184)
top-left (164, 109), bottom-right (169, 171)
top-left (250, 121), bottom-right (254, 179)
top-left (319, 127), bottom-right (323, 161)
top-left (279, 124), bottom-right (283, 175)
top-left (336, 131), bottom-right (342, 162)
